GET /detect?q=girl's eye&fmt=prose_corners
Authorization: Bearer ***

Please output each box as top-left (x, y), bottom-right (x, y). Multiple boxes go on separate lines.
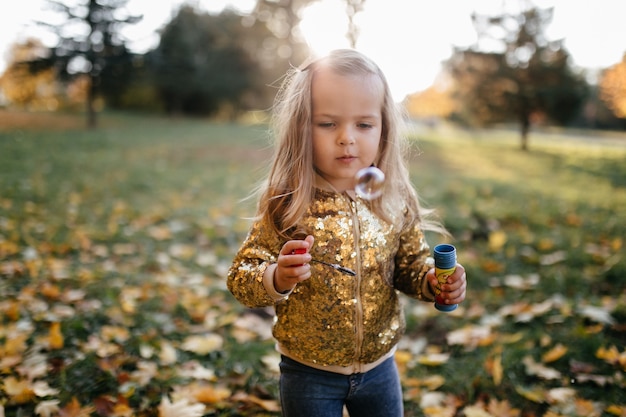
top-left (318, 122), bottom-right (334, 128)
top-left (358, 123), bottom-right (373, 129)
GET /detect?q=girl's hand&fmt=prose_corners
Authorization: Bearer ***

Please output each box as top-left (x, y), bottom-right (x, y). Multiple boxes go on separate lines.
top-left (427, 264), bottom-right (467, 306)
top-left (273, 235), bottom-right (315, 293)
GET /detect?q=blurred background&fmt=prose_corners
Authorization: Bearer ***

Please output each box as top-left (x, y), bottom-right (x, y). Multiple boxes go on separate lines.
top-left (1, 1), bottom-right (625, 416)
top-left (1, 0), bottom-right (625, 136)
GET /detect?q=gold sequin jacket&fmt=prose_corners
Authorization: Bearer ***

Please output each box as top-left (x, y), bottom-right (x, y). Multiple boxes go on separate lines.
top-left (227, 188), bottom-right (435, 372)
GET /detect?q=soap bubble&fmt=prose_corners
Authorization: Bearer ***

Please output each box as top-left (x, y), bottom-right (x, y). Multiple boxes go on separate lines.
top-left (355, 166), bottom-right (385, 200)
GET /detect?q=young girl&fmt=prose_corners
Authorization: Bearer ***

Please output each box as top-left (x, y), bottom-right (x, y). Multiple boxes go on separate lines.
top-left (227, 49), bottom-right (466, 417)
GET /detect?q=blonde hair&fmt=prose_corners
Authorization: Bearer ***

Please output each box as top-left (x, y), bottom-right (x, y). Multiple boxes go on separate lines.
top-left (257, 49), bottom-right (444, 239)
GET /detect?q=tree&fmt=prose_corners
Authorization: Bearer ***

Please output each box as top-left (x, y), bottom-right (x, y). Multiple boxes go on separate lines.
top-left (404, 74), bottom-right (455, 121)
top-left (28, 0), bottom-right (142, 128)
top-left (150, 6), bottom-right (258, 117)
top-left (599, 53), bottom-right (626, 119)
top-left (445, 1), bottom-right (588, 150)
top-left (0, 39), bottom-right (59, 110)
top-left (251, 0), bottom-right (317, 48)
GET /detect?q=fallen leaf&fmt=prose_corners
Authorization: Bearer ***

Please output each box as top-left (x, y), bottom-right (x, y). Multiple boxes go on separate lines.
top-left (48, 321), bottom-right (64, 349)
top-left (578, 305), bottom-right (615, 325)
top-left (421, 375), bottom-right (446, 391)
top-left (111, 401), bottom-right (134, 417)
top-left (180, 333), bottom-right (223, 355)
top-left (131, 361), bottom-right (158, 386)
top-left (32, 380), bottom-right (59, 397)
top-left (58, 397), bottom-right (96, 417)
top-left (422, 406), bottom-right (457, 417)
top-left (231, 391), bottom-right (281, 412)
top-left (546, 387), bottom-right (576, 404)
top-left (419, 391), bottom-right (448, 409)
top-left (540, 250), bottom-right (567, 265)
top-left (522, 356), bottom-right (561, 380)
top-left (596, 345), bottom-right (626, 369)
top-left (542, 343), bottom-right (568, 363)
top-left (35, 400), bottom-right (61, 417)
top-left (573, 398), bottom-right (603, 417)
top-left (4, 332), bottom-right (28, 355)
top-left (193, 385), bottom-right (231, 404)
top-left (488, 230), bottom-right (507, 252)
top-left (176, 360), bottom-right (216, 380)
top-left (158, 397), bottom-right (205, 417)
top-left (447, 324), bottom-right (492, 348)
top-left (462, 404), bottom-right (493, 417)
top-left (487, 398), bottom-right (520, 417)
top-left (515, 385), bottom-right (546, 403)
top-left (3, 376), bottom-right (35, 404)
top-left (261, 353), bottom-right (281, 374)
top-left (606, 405), bottom-right (626, 416)
top-left (489, 353), bottom-right (503, 386)
top-left (417, 352), bottom-right (450, 366)
top-left (159, 341), bottom-right (178, 365)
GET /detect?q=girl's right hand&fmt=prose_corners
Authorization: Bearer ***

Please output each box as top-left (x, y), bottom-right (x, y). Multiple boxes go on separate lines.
top-left (273, 235), bottom-right (315, 293)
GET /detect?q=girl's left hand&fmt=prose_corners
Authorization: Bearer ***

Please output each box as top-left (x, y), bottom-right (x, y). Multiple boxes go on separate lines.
top-left (427, 264), bottom-right (467, 306)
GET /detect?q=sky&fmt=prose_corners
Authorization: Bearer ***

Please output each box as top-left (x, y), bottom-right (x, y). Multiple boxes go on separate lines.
top-left (1, 0), bottom-right (625, 101)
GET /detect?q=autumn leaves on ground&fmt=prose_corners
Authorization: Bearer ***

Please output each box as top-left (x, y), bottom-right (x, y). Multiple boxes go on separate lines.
top-left (0, 111), bottom-right (625, 417)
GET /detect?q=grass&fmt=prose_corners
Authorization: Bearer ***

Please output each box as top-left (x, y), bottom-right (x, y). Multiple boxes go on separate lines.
top-left (0, 110), bottom-right (625, 416)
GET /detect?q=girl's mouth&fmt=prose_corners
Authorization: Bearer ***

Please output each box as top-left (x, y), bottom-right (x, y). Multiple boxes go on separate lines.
top-left (338, 155), bottom-right (356, 162)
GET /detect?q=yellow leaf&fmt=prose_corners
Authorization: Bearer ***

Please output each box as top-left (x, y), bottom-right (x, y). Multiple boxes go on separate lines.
top-left (487, 399), bottom-right (520, 417)
top-left (149, 225), bottom-right (172, 240)
top-left (488, 230), bottom-right (507, 252)
top-left (3, 376), bottom-right (36, 404)
top-left (606, 404), bottom-right (626, 416)
top-left (58, 397), bottom-right (96, 417)
top-left (575, 398), bottom-right (603, 416)
top-left (416, 352), bottom-right (450, 366)
top-left (492, 354), bottom-right (503, 386)
top-left (111, 402), bottom-right (134, 417)
top-left (180, 334), bottom-right (223, 355)
top-left (49, 321), bottom-right (64, 349)
top-left (462, 404), bottom-right (493, 417)
top-left (159, 341), bottom-right (178, 365)
top-left (515, 385), bottom-right (546, 403)
top-left (422, 405), bottom-right (457, 417)
top-left (101, 325), bottom-right (131, 343)
top-left (193, 385), bottom-right (231, 404)
top-left (4, 333), bottom-right (28, 355)
top-left (537, 238), bottom-right (555, 251)
top-left (596, 345), bottom-right (626, 367)
top-left (421, 375), bottom-right (446, 390)
top-left (40, 282), bottom-right (61, 299)
top-left (542, 343), bottom-right (568, 363)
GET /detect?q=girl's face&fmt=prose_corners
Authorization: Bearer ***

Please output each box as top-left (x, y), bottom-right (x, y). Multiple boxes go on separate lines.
top-left (310, 66), bottom-right (384, 193)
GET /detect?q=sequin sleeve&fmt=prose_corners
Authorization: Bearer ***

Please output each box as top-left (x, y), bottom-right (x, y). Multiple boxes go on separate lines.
top-left (393, 221), bottom-right (436, 301)
top-left (227, 217), bottom-right (283, 308)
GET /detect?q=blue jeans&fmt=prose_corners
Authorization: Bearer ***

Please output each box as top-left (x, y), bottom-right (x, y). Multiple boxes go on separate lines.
top-left (279, 355), bottom-right (403, 417)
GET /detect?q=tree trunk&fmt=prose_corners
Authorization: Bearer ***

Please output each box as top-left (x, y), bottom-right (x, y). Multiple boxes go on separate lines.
top-left (520, 115), bottom-right (530, 151)
top-left (86, 74), bottom-right (97, 129)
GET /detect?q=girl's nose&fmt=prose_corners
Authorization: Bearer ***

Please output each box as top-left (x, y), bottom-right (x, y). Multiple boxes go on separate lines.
top-left (338, 127), bottom-right (356, 145)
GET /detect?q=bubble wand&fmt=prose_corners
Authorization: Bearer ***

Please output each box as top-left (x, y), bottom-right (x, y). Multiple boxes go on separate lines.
top-left (291, 166), bottom-right (386, 275)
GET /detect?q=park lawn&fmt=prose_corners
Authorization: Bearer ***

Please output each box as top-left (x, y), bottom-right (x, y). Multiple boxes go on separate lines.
top-left (0, 111), bottom-right (625, 417)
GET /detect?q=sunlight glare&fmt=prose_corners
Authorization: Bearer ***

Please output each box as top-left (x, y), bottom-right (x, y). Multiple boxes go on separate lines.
top-left (299, 0), bottom-right (351, 58)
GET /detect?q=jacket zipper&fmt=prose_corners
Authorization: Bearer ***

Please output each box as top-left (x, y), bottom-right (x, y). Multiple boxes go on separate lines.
top-left (349, 197), bottom-right (364, 373)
